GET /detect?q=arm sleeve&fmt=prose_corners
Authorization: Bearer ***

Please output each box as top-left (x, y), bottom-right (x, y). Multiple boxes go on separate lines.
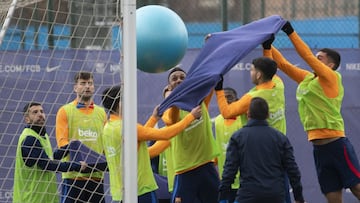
top-left (263, 49), bottom-right (272, 59)
top-left (216, 90), bottom-right (252, 119)
top-left (144, 115), bottom-right (158, 128)
top-left (281, 136), bottom-right (305, 202)
top-left (137, 113), bottom-right (195, 141)
top-left (271, 46), bottom-right (310, 84)
top-left (53, 144), bottom-right (70, 160)
top-left (56, 107), bottom-right (69, 147)
top-left (21, 136), bottom-right (82, 172)
top-left (203, 90), bottom-right (214, 109)
top-left (161, 106), bottom-right (180, 126)
top-left (148, 140), bottom-right (171, 158)
top-left (288, 32), bottom-right (339, 98)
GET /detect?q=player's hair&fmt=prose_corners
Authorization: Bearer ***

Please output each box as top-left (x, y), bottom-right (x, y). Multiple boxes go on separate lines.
top-left (249, 97), bottom-right (269, 120)
top-left (223, 87), bottom-right (238, 98)
top-left (23, 102), bottom-right (42, 115)
top-left (320, 48), bottom-right (341, 70)
top-left (74, 71), bottom-right (94, 83)
top-left (252, 57), bottom-right (277, 81)
top-left (102, 85), bottom-right (121, 113)
top-left (167, 66), bottom-right (186, 82)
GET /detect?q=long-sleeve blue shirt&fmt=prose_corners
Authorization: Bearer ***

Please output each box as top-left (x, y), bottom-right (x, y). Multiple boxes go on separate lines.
top-left (21, 125), bottom-right (81, 172)
top-left (219, 119), bottom-right (304, 202)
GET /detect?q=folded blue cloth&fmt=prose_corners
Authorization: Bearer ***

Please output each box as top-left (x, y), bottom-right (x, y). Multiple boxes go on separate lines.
top-left (69, 140), bottom-right (107, 171)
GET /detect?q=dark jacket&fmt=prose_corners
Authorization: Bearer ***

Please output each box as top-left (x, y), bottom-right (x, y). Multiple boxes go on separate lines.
top-left (219, 119), bottom-right (304, 202)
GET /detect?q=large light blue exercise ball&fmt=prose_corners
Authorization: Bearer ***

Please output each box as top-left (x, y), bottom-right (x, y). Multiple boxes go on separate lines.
top-left (136, 5), bottom-right (188, 73)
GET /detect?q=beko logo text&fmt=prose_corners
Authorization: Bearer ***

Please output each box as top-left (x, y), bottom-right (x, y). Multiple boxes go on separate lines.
top-left (0, 65), bottom-right (40, 72)
top-left (78, 129), bottom-right (98, 137)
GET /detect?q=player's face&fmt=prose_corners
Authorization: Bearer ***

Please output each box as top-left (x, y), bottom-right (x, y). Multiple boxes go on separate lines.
top-left (316, 51), bottom-right (334, 69)
top-left (24, 105), bottom-right (46, 126)
top-left (250, 65), bottom-right (261, 85)
top-left (168, 71), bottom-right (186, 90)
top-left (74, 78), bottom-right (95, 102)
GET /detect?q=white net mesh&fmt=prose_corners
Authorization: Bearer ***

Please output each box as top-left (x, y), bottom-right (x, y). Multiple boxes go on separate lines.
top-left (1, 0), bottom-right (360, 202)
top-left (0, 0), bottom-right (43, 25)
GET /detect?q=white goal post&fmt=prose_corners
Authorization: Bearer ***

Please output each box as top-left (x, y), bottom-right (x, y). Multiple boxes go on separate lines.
top-left (0, 0), bottom-right (138, 202)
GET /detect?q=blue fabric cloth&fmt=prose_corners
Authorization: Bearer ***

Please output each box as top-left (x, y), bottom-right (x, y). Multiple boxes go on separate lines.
top-left (69, 140), bottom-right (108, 171)
top-left (158, 15), bottom-right (286, 115)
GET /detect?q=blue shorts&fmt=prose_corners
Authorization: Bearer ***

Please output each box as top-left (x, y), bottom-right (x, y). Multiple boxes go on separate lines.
top-left (138, 191), bottom-right (158, 203)
top-left (172, 162), bottom-right (220, 203)
top-left (61, 178), bottom-right (105, 203)
top-left (313, 137), bottom-right (360, 194)
top-left (118, 191), bottom-right (158, 203)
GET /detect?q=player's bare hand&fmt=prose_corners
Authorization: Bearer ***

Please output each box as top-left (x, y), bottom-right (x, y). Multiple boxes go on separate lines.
top-left (152, 105), bottom-right (161, 120)
top-left (79, 161), bottom-right (88, 172)
top-left (190, 105), bottom-right (202, 119)
top-left (163, 85), bottom-right (172, 98)
top-left (204, 33), bottom-right (212, 42)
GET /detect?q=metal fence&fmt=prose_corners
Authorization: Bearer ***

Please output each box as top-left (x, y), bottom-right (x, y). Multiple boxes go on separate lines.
top-left (2, 0), bottom-right (359, 50)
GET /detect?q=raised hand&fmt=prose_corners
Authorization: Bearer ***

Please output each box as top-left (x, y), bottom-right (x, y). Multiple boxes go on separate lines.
top-left (282, 21), bottom-right (294, 35)
top-left (190, 105), bottom-right (202, 119)
top-left (262, 34), bottom-right (275, 49)
top-left (215, 75), bottom-right (223, 91)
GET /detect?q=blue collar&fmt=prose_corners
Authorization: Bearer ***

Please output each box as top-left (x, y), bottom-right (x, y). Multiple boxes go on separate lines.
top-left (76, 102), bottom-right (94, 109)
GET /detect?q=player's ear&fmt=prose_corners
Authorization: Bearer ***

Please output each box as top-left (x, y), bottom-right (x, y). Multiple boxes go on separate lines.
top-left (256, 71), bottom-right (262, 80)
top-left (328, 62), bottom-right (336, 70)
top-left (24, 115), bottom-right (30, 124)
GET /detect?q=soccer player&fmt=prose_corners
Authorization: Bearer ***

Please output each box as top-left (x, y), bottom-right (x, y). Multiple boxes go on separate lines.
top-left (101, 85), bottom-right (201, 202)
top-left (270, 20), bottom-right (360, 202)
top-left (55, 71), bottom-right (107, 203)
top-left (215, 54), bottom-right (286, 134)
top-left (163, 67), bottom-right (220, 203)
top-left (214, 87), bottom-right (242, 203)
top-left (13, 102), bottom-right (87, 203)
top-left (147, 86), bottom-right (176, 203)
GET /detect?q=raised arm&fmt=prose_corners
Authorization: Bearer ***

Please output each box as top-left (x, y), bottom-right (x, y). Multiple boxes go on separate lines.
top-left (161, 106), bottom-right (180, 126)
top-left (282, 21), bottom-right (339, 97)
top-left (216, 90), bottom-right (252, 119)
top-left (144, 105), bottom-right (161, 128)
top-left (203, 89), bottom-right (214, 109)
top-left (138, 105), bottom-right (201, 141)
top-left (271, 46), bottom-right (309, 84)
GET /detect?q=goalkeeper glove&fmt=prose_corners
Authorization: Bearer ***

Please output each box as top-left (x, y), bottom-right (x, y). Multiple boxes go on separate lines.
top-left (215, 75), bottom-right (223, 91)
top-left (262, 34), bottom-right (275, 49)
top-left (282, 21), bottom-right (294, 35)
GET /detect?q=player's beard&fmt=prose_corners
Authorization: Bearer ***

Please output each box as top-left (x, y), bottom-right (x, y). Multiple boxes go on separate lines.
top-left (79, 91), bottom-right (93, 102)
top-left (31, 118), bottom-right (45, 127)
top-left (80, 94), bottom-right (92, 102)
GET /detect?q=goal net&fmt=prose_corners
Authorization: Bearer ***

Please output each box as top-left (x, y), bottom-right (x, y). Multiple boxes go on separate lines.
top-left (2, 0), bottom-right (359, 202)
top-left (0, 0), bottom-right (128, 202)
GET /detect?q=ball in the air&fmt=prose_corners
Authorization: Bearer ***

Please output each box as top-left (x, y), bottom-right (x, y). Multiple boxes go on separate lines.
top-left (136, 5), bottom-right (188, 73)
